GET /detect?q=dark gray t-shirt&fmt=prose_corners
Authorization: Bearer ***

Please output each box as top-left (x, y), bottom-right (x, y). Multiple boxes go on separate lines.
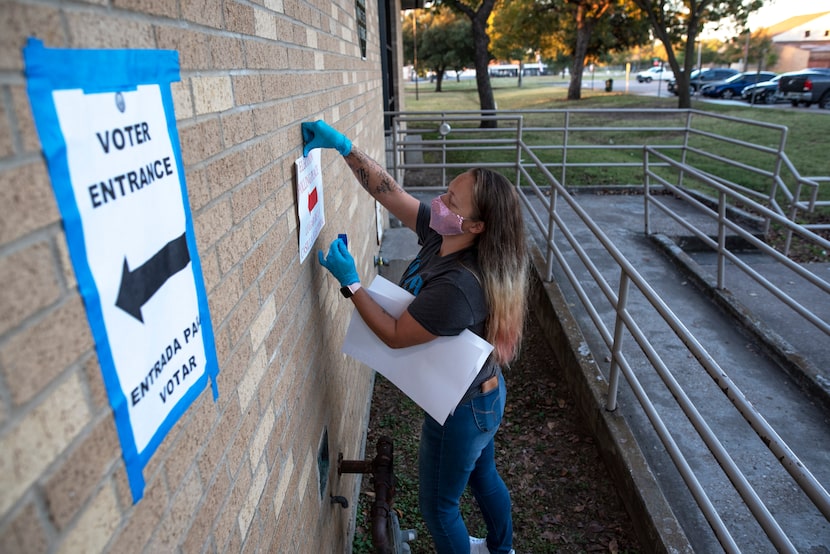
top-left (398, 203), bottom-right (498, 403)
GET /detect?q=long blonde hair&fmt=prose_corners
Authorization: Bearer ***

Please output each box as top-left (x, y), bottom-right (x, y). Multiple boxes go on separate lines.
top-left (470, 168), bottom-right (528, 365)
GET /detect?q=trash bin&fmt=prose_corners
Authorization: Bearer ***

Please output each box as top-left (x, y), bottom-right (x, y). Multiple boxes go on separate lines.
top-left (605, 78), bottom-right (613, 92)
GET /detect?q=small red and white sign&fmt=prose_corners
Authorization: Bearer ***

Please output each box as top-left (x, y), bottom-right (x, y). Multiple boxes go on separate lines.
top-left (295, 149), bottom-right (325, 263)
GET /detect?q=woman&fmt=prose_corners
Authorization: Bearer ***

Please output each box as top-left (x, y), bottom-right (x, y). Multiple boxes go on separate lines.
top-left (303, 120), bottom-right (527, 554)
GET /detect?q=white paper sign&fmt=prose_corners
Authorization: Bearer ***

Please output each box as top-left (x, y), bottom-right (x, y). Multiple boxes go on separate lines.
top-left (24, 40), bottom-right (219, 503)
top-left (342, 276), bottom-right (494, 424)
top-left (296, 149), bottom-right (325, 262)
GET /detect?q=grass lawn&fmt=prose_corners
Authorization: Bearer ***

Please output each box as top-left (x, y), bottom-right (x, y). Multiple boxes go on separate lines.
top-left (400, 75), bottom-right (828, 197)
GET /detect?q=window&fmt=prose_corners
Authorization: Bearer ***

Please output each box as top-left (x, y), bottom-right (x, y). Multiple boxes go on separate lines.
top-left (355, 0), bottom-right (367, 59)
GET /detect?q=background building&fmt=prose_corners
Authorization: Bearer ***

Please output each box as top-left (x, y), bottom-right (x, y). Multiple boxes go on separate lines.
top-left (767, 11), bottom-right (830, 71)
top-left (0, 0), bottom-right (405, 551)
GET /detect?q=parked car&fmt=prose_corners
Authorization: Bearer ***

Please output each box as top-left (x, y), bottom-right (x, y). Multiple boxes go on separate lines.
top-left (741, 75), bottom-right (785, 104)
top-left (700, 71), bottom-right (778, 99)
top-left (636, 66), bottom-right (674, 83)
top-left (668, 67), bottom-right (740, 95)
top-left (777, 68), bottom-right (830, 108)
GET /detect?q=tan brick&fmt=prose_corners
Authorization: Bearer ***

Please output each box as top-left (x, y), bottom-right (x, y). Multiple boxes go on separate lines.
top-left (217, 221), bottom-right (254, 274)
top-left (238, 458), bottom-right (267, 539)
top-left (249, 403), bottom-right (275, 470)
top-left (200, 247), bottom-right (221, 293)
top-left (245, 40), bottom-right (289, 71)
top-left (181, 465), bottom-right (231, 554)
top-left (145, 467), bottom-right (203, 552)
top-left (254, 8), bottom-right (277, 40)
top-left (0, 4), bottom-right (63, 71)
top-left (224, 1), bottom-right (256, 35)
top-left (56, 483), bottom-right (120, 554)
top-left (1, 296), bottom-right (93, 406)
top-left (249, 195), bottom-right (278, 244)
top-left (237, 346), bottom-right (267, 413)
top-left (44, 415), bottom-right (120, 529)
top-left (0, 240), bottom-right (61, 336)
top-left (109, 476), bottom-right (168, 552)
top-left (192, 75), bottom-right (234, 116)
top-left (227, 403), bottom-right (259, 475)
top-left (112, 0), bottom-right (178, 18)
top-left (0, 500), bottom-right (49, 554)
top-left (194, 197), bottom-right (233, 251)
top-left (221, 109), bottom-right (256, 147)
top-left (209, 35), bottom-right (246, 70)
top-left (162, 395), bottom-right (217, 488)
top-left (54, 231), bottom-right (77, 292)
top-left (0, 99), bottom-right (13, 159)
top-left (264, 0), bottom-right (284, 13)
top-left (156, 26), bottom-right (212, 73)
top-left (0, 372), bottom-right (91, 515)
top-left (249, 296), bottom-right (275, 352)
top-left (0, 160), bottom-right (60, 244)
top-left (209, 270), bottom-right (243, 332)
top-left (185, 166), bottom-right (210, 213)
top-left (227, 287), bottom-right (260, 347)
top-left (214, 461), bottom-right (251, 552)
top-left (81, 353), bottom-right (109, 411)
top-left (231, 74), bottom-right (263, 108)
top-left (65, 12), bottom-right (155, 49)
top-left (179, 117), bottom-right (223, 166)
top-left (197, 395), bottom-right (240, 481)
top-left (231, 178), bottom-right (262, 224)
top-left (272, 451), bottom-right (294, 522)
top-left (172, 78), bottom-right (195, 121)
top-left (204, 154), bottom-right (246, 204)
top-left (182, 0), bottom-right (223, 28)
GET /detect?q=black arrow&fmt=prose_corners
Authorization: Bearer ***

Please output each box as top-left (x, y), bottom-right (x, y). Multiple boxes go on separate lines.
top-left (115, 232), bottom-right (191, 323)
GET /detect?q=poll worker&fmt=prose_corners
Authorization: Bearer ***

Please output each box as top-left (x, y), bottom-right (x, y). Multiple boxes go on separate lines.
top-left (303, 120), bottom-right (526, 554)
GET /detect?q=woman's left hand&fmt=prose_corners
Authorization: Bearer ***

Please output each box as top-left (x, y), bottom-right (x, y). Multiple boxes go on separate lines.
top-left (318, 238), bottom-right (359, 286)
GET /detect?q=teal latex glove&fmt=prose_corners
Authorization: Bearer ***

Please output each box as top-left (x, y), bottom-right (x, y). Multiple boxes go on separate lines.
top-left (302, 120), bottom-right (352, 157)
top-left (318, 238), bottom-right (359, 286)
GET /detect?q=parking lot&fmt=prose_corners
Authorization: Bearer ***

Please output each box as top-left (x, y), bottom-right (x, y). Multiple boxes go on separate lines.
top-left (621, 76), bottom-right (830, 111)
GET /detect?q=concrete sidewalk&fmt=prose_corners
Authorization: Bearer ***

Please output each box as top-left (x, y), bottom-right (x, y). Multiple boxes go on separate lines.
top-left (376, 189), bottom-right (830, 553)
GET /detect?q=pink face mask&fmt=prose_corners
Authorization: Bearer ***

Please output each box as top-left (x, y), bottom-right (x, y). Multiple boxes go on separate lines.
top-left (429, 195), bottom-right (466, 236)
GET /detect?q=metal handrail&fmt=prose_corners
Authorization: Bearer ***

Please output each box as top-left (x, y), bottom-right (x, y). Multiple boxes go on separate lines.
top-left (386, 109), bottom-right (827, 226)
top-left (644, 147), bottom-right (830, 336)
top-left (385, 109), bottom-right (830, 552)
top-left (517, 140), bottom-right (827, 553)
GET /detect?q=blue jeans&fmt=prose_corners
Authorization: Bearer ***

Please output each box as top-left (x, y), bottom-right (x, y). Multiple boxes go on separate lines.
top-left (419, 374), bottom-right (513, 553)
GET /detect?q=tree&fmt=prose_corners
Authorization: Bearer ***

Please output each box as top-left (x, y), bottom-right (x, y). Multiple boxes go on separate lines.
top-left (631, 0), bottom-right (764, 108)
top-left (719, 29), bottom-right (776, 70)
top-left (421, 10), bottom-right (476, 91)
top-left (438, 0), bottom-right (500, 127)
top-left (500, 0), bottom-right (649, 100)
top-left (490, 0), bottom-right (550, 88)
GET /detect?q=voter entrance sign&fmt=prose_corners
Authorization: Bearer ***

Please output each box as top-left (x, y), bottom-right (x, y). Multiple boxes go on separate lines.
top-left (24, 39), bottom-right (219, 503)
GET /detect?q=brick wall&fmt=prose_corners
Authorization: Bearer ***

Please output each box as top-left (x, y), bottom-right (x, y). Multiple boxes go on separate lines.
top-left (0, 1), bottom-right (395, 551)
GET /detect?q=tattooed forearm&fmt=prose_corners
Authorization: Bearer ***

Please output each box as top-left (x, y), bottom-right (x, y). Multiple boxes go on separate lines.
top-left (346, 147), bottom-right (403, 199)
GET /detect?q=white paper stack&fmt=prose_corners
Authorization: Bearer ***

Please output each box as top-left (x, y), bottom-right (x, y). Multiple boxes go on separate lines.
top-left (342, 275), bottom-right (494, 425)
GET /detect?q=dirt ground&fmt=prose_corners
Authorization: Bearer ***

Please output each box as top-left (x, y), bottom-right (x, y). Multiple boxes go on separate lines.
top-left (352, 310), bottom-right (643, 553)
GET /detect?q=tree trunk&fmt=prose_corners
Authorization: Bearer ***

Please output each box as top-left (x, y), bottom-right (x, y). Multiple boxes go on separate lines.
top-left (518, 61), bottom-right (524, 88)
top-left (568, 5), bottom-right (593, 100)
top-left (434, 68), bottom-right (446, 92)
top-left (471, 16), bottom-right (497, 127)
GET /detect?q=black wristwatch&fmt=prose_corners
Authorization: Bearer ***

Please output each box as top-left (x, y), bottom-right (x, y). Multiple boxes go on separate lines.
top-left (340, 282), bottom-right (362, 298)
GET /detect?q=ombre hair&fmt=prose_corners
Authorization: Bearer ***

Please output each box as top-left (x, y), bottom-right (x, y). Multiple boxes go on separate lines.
top-left (469, 168), bottom-right (529, 365)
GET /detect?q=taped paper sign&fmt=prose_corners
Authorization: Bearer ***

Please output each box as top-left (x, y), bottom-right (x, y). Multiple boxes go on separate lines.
top-left (296, 149), bottom-right (325, 262)
top-left (23, 39), bottom-right (219, 503)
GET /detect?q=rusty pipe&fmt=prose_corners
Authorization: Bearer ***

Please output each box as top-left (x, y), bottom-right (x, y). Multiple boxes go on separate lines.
top-left (338, 436), bottom-right (396, 554)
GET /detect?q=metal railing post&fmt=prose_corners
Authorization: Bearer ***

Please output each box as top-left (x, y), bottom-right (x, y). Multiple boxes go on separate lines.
top-left (606, 271), bottom-right (630, 411)
top-left (717, 190), bottom-right (727, 289)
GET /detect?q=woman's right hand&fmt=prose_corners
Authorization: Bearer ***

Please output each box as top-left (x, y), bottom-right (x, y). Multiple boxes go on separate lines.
top-left (302, 120), bottom-right (352, 157)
